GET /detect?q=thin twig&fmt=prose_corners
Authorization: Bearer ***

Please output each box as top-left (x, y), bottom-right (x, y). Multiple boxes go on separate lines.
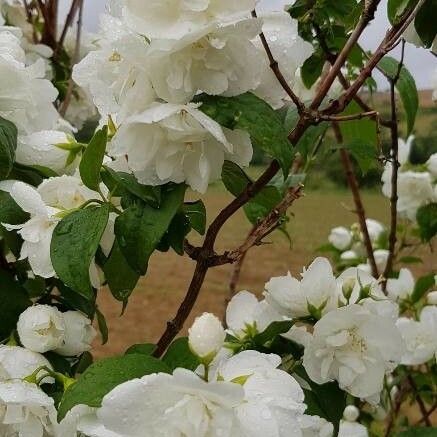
top-left (334, 124), bottom-right (379, 278)
top-left (252, 9), bottom-right (305, 114)
top-left (414, 403), bottom-right (437, 425)
top-left (59, 0), bottom-right (83, 116)
top-left (320, 111), bottom-right (378, 122)
top-left (383, 40), bottom-right (405, 288)
top-left (56, 0), bottom-right (81, 56)
top-left (407, 375), bottom-right (432, 427)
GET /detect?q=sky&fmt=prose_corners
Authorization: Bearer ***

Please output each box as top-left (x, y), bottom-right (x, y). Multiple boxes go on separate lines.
top-left (58, 0), bottom-right (436, 89)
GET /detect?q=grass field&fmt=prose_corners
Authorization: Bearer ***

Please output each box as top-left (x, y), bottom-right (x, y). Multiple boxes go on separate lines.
top-left (93, 186), bottom-right (436, 358)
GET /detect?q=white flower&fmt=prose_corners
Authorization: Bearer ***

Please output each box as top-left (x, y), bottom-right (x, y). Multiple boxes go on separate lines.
top-left (337, 267), bottom-right (384, 304)
top-left (77, 369), bottom-right (244, 437)
top-left (0, 380), bottom-right (59, 436)
top-left (386, 268), bottom-right (415, 302)
top-left (340, 250), bottom-right (360, 262)
top-left (343, 405), bottom-right (360, 422)
top-left (372, 249), bottom-right (389, 273)
top-left (0, 345), bottom-right (53, 383)
top-left (189, 313), bottom-right (226, 361)
top-left (252, 12), bottom-right (313, 109)
top-left (17, 305), bottom-right (65, 353)
top-left (147, 19), bottom-right (263, 104)
top-left (338, 421), bottom-right (368, 437)
top-left (396, 306), bottom-right (437, 365)
top-left (110, 102), bottom-right (252, 193)
top-left (301, 415), bottom-right (334, 437)
top-left (303, 304), bottom-right (403, 402)
top-left (16, 130), bottom-right (81, 174)
top-left (427, 290), bottom-right (437, 305)
top-left (265, 258), bottom-right (339, 318)
top-left (426, 153), bottom-right (437, 178)
top-left (54, 311), bottom-right (97, 357)
top-left (328, 227), bottom-right (352, 251)
top-left (72, 14), bottom-right (155, 121)
top-left (226, 291), bottom-right (283, 338)
top-left (365, 219), bottom-right (385, 244)
top-left (217, 350), bottom-right (307, 437)
top-left (120, 0), bottom-right (257, 40)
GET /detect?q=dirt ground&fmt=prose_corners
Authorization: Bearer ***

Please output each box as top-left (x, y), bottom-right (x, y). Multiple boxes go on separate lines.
top-left (93, 188), bottom-right (436, 358)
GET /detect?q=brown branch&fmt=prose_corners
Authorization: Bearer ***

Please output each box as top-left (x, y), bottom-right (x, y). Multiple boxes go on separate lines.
top-left (383, 40), bottom-right (405, 288)
top-left (320, 111), bottom-right (378, 123)
top-left (56, 0), bottom-right (81, 56)
top-left (310, 0), bottom-right (381, 110)
top-left (335, 124), bottom-right (379, 278)
top-left (252, 9), bottom-right (305, 114)
top-left (59, 0), bottom-right (84, 117)
top-left (407, 375), bottom-right (432, 427)
top-left (415, 403), bottom-right (437, 426)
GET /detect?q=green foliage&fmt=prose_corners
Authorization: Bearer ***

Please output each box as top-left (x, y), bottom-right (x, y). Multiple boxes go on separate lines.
top-left (125, 343), bottom-right (156, 355)
top-left (0, 269), bottom-right (31, 340)
top-left (58, 354), bottom-right (170, 420)
top-left (0, 191), bottom-right (29, 225)
top-left (387, 0), bottom-right (415, 24)
top-left (183, 201), bottom-right (207, 236)
top-left (162, 337), bottom-right (200, 372)
top-left (416, 203), bottom-right (437, 242)
top-left (301, 51), bottom-right (325, 89)
top-left (411, 273), bottom-right (436, 303)
top-left (0, 117), bottom-right (17, 180)
top-left (378, 57), bottom-right (419, 135)
top-left (397, 429), bottom-right (437, 437)
top-left (79, 127), bottom-right (108, 191)
top-left (103, 241), bottom-right (140, 304)
top-left (195, 93), bottom-right (293, 176)
top-left (115, 184), bottom-right (186, 275)
top-left (414, 0), bottom-right (437, 48)
top-left (51, 204), bottom-right (110, 299)
top-left (96, 308), bottom-right (109, 345)
top-left (253, 320), bottom-right (294, 347)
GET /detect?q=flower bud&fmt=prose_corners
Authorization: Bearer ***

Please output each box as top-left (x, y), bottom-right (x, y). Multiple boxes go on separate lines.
top-left (54, 311), bottom-right (97, 357)
top-left (427, 291), bottom-right (437, 305)
top-left (328, 227), bottom-right (352, 251)
top-left (17, 305), bottom-right (65, 353)
top-left (343, 405), bottom-right (360, 422)
top-left (342, 278), bottom-right (356, 300)
top-left (188, 313), bottom-right (225, 362)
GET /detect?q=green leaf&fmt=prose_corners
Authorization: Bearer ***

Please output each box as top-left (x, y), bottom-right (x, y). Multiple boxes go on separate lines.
top-left (399, 256), bottom-right (423, 265)
top-left (79, 127), bottom-right (108, 191)
top-left (397, 428), bottom-right (437, 437)
top-left (57, 354), bottom-right (170, 421)
top-left (387, 0), bottom-right (414, 24)
top-left (0, 117), bottom-right (17, 180)
top-left (414, 0), bottom-right (437, 48)
top-left (301, 51), bottom-right (325, 89)
top-left (115, 184), bottom-right (186, 275)
top-left (162, 337), bottom-right (200, 372)
top-left (51, 204), bottom-right (110, 299)
top-left (102, 166), bottom-right (161, 207)
top-left (0, 269), bottom-right (31, 340)
top-left (55, 281), bottom-right (96, 318)
top-left (195, 93), bottom-right (293, 176)
top-left (103, 241), bottom-right (139, 303)
top-left (378, 56), bottom-right (419, 135)
top-left (416, 203), bottom-right (437, 242)
top-left (339, 100), bottom-right (378, 145)
top-left (0, 191), bottom-right (29, 225)
top-left (167, 212), bottom-right (191, 255)
top-left (411, 273), bottom-right (436, 303)
top-left (96, 308), bottom-right (109, 345)
top-left (183, 201), bottom-right (206, 235)
top-left (253, 320), bottom-right (294, 346)
top-left (125, 343), bottom-right (156, 356)
top-left (343, 139), bottom-right (378, 174)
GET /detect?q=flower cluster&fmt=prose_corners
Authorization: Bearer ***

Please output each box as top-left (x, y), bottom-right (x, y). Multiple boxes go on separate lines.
top-left (326, 219), bottom-right (388, 273)
top-left (382, 136), bottom-right (437, 221)
top-left (72, 0), bottom-right (312, 193)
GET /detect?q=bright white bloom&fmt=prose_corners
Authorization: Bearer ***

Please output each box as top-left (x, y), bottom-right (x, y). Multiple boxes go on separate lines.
top-left (426, 153), bottom-right (437, 178)
top-left (253, 12), bottom-right (313, 109)
top-left (77, 368), bottom-right (244, 437)
top-left (365, 219), bottom-right (385, 244)
top-left (343, 405), bottom-right (360, 422)
top-left (340, 250), bottom-right (359, 262)
top-left (338, 421), bottom-right (368, 437)
top-left (189, 313), bottom-right (226, 360)
top-left (386, 268), bottom-right (415, 302)
top-left (226, 291), bottom-right (283, 338)
top-left (372, 249), bottom-right (389, 273)
top-left (120, 0), bottom-right (257, 40)
top-left (396, 306), bottom-right (437, 365)
top-left (17, 305), bottom-right (65, 353)
top-left (73, 14), bottom-right (155, 121)
top-left (54, 311), bottom-right (97, 357)
top-left (265, 258), bottom-right (339, 318)
top-left (337, 267), bottom-right (384, 304)
top-left (301, 415), bottom-right (334, 437)
top-left (110, 102), bottom-right (252, 193)
top-left (217, 351), bottom-right (307, 437)
top-left (0, 346), bottom-right (53, 383)
top-left (0, 380), bottom-right (58, 436)
top-left (303, 304), bottom-right (403, 402)
top-left (427, 290), bottom-right (437, 305)
top-left (147, 19), bottom-right (263, 104)
top-left (328, 227), bottom-right (352, 251)
top-left (16, 130), bottom-right (81, 174)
